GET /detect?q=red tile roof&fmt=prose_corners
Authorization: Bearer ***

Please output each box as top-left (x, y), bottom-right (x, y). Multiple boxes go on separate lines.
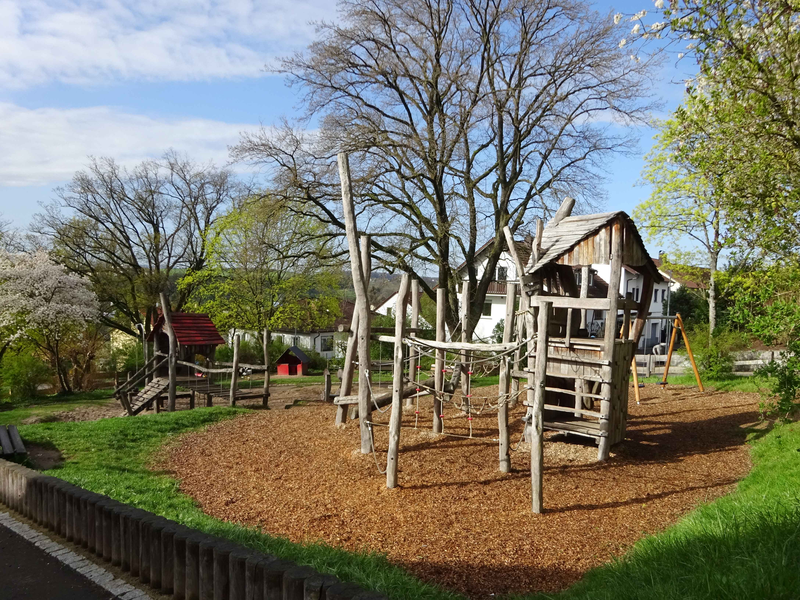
top-left (148, 313), bottom-right (226, 347)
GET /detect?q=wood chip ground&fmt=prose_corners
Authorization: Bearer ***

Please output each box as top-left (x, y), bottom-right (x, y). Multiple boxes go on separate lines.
top-left (160, 383), bottom-right (759, 598)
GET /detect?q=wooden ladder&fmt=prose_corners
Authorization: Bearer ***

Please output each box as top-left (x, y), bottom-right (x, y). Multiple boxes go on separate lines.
top-left (123, 377), bottom-right (171, 416)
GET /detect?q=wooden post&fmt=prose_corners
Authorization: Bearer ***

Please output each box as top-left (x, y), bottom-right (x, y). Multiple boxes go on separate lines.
top-left (460, 280), bottom-right (470, 403)
top-left (598, 222), bottom-right (623, 461)
top-left (677, 314), bottom-right (704, 391)
top-left (262, 328), bottom-right (271, 408)
top-left (142, 335), bottom-right (150, 384)
top-left (159, 292), bottom-right (178, 412)
top-left (190, 389), bottom-right (196, 410)
top-left (433, 288), bottom-right (445, 433)
top-left (531, 300), bottom-right (551, 514)
top-left (205, 393), bottom-right (213, 407)
top-left (387, 274), bottom-right (410, 488)
top-left (510, 292), bottom-right (529, 407)
top-left (336, 311), bottom-right (359, 427)
top-left (229, 334), bottom-right (240, 406)
top-left (322, 369), bottom-right (332, 402)
top-left (631, 274), bottom-right (654, 346)
top-left (579, 265), bottom-right (589, 329)
top-left (662, 317), bottom-right (680, 383)
top-left (498, 282), bottom-right (516, 473)
top-left (338, 153), bottom-right (373, 454)
top-left (631, 356), bottom-right (641, 404)
top-left (405, 279), bottom-right (420, 408)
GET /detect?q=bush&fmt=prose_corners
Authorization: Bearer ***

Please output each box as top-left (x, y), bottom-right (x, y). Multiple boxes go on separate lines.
top-left (215, 336), bottom-right (288, 369)
top-left (757, 337), bottom-right (800, 420)
top-left (0, 353), bottom-right (54, 400)
top-left (687, 325), bottom-right (754, 380)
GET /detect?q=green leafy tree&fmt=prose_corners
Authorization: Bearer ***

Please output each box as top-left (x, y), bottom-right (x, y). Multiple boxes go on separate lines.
top-left (180, 196), bottom-right (341, 350)
top-left (636, 113), bottom-right (731, 341)
top-left (628, 0), bottom-right (800, 259)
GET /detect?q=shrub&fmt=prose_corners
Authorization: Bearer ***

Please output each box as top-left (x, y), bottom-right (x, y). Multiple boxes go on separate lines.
top-left (757, 337), bottom-right (800, 420)
top-left (0, 353), bottom-right (53, 400)
top-left (215, 337), bottom-right (288, 369)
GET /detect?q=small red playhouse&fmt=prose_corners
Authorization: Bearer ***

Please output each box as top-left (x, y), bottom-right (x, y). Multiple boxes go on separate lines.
top-left (276, 346), bottom-right (310, 376)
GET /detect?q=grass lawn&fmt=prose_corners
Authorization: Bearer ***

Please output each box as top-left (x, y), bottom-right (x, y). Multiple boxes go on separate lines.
top-left (14, 386), bottom-right (800, 599)
top-left (526, 418), bottom-right (800, 600)
top-left (638, 373), bottom-right (768, 394)
top-left (0, 388), bottom-right (116, 426)
top-left (19, 408), bottom-right (458, 600)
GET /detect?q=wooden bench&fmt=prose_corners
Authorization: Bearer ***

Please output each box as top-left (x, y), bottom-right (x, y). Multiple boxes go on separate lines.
top-left (0, 425), bottom-right (27, 457)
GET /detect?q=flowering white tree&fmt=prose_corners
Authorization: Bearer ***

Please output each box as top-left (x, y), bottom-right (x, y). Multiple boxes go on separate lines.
top-left (0, 250), bottom-right (99, 393)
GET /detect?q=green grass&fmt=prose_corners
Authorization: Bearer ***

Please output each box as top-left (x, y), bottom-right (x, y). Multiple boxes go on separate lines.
top-left (637, 373), bottom-right (768, 394)
top-left (0, 389), bottom-right (116, 426)
top-left (17, 397), bottom-right (800, 599)
top-left (522, 420), bottom-right (800, 600)
top-left (19, 408), bottom-right (459, 600)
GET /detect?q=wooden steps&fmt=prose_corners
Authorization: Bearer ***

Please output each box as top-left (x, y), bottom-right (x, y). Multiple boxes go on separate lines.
top-left (122, 377), bottom-right (170, 416)
top-left (0, 425), bottom-right (27, 457)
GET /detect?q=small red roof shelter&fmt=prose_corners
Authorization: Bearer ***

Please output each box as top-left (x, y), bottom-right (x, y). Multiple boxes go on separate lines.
top-left (147, 312), bottom-right (226, 361)
top-left (276, 346), bottom-right (310, 376)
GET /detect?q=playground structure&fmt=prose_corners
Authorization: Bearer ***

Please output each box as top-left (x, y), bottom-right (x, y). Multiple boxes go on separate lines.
top-left (114, 293), bottom-right (271, 415)
top-left (335, 152), bottom-right (683, 512)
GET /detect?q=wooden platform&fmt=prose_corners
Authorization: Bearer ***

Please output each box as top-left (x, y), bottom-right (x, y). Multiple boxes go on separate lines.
top-left (124, 377), bottom-right (170, 416)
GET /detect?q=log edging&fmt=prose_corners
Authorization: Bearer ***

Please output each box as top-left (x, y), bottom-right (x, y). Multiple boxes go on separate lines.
top-left (0, 458), bottom-right (386, 600)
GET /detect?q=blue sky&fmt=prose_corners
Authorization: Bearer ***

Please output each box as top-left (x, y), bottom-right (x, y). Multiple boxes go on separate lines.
top-left (0, 0), bottom-right (695, 254)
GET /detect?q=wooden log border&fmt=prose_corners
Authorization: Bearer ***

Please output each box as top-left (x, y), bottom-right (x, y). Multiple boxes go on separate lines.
top-left (0, 458), bottom-right (386, 600)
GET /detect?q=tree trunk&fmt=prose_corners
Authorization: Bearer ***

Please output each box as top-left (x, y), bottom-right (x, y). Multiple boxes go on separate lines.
top-left (708, 254), bottom-right (717, 345)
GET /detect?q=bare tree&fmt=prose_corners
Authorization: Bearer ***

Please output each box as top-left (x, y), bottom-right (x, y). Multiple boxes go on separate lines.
top-left (234, 0), bottom-right (659, 336)
top-left (35, 152), bottom-right (241, 336)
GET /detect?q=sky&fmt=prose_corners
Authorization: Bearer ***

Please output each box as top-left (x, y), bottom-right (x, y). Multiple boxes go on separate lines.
top-left (0, 0), bottom-right (695, 251)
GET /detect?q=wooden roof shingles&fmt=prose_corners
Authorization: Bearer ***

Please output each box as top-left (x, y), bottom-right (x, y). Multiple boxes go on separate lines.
top-left (527, 211), bottom-right (663, 282)
top-left (148, 312), bottom-right (226, 347)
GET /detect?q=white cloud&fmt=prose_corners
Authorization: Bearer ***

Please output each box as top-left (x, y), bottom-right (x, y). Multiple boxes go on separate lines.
top-left (0, 102), bottom-right (257, 186)
top-left (0, 0), bottom-right (338, 88)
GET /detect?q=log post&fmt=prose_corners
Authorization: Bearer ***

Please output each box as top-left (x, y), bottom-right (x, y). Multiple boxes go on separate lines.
top-left (386, 273), bottom-right (410, 488)
top-left (498, 282), bottom-right (516, 473)
top-left (405, 279), bottom-right (420, 408)
top-left (229, 334), bottom-right (240, 407)
top-left (511, 291), bottom-right (529, 407)
top-left (336, 311), bottom-right (358, 427)
top-left (322, 369), bottom-right (332, 403)
top-left (338, 153), bottom-right (373, 454)
top-left (262, 328), bottom-right (271, 408)
top-left (460, 280), bottom-right (471, 406)
top-left (632, 356), bottom-right (641, 404)
top-left (190, 389), bottom-right (195, 410)
top-left (598, 222), bottom-right (623, 461)
top-left (433, 288), bottom-right (445, 433)
top-left (531, 299), bottom-right (551, 514)
top-left (159, 292), bottom-right (178, 412)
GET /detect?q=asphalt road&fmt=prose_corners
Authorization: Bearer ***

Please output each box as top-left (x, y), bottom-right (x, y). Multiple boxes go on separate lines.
top-left (0, 522), bottom-right (116, 600)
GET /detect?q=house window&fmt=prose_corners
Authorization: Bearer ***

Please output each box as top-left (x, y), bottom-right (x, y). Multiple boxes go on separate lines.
top-left (653, 289), bottom-right (658, 303)
top-left (320, 336), bottom-right (334, 352)
top-left (575, 270), bottom-right (594, 287)
top-left (634, 288), bottom-right (639, 302)
top-left (661, 289), bottom-right (666, 302)
top-left (496, 266), bottom-right (508, 281)
top-left (482, 302), bottom-right (492, 317)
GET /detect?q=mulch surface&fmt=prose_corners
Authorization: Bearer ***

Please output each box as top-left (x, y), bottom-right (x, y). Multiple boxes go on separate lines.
top-left (161, 383), bottom-right (759, 598)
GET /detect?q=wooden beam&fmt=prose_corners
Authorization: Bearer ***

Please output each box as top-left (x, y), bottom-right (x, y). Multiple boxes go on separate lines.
top-left (549, 197), bottom-right (575, 228)
top-left (338, 152), bottom-right (373, 454)
top-left (498, 282), bottom-right (516, 473)
top-left (262, 328), bottom-right (271, 408)
top-left (433, 288), bottom-right (445, 433)
top-left (387, 273), bottom-right (410, 488)
top-left (531, 300), bottom-right (551, 514)
top-left (598, 221), bottom-right (623, 461)
top-left (159, 292), bottom-right (178, 412)
top-left (229, 333), bottom-right (240, 406)
top-left (405, 279), bottom-right (420, 408)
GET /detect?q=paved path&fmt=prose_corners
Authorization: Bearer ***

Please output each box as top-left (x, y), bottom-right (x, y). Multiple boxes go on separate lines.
top-left (0, 512), bottom-right (150, 600)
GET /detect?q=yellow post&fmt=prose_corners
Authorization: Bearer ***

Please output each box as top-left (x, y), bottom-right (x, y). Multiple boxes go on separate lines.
top-left (661, 316), bottom-right (680, 384)
top-left (631, 356), bottom-right (641, 404)
top-left (677, 314), bottom-right (704, 392)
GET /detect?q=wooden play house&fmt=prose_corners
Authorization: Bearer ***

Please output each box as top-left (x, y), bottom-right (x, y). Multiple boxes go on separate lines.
top-left (147, 312), bottom-right (226, 361)
top-left (276, 346), bottom-right (310, 376)
top-left (511, 205), bottom-right (663, 462)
